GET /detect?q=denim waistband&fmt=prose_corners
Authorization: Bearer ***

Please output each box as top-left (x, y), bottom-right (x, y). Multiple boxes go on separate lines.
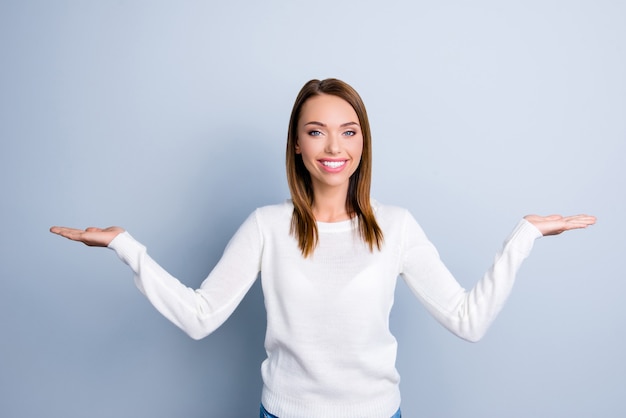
top-left (260, 404), bottom-right (401, 418)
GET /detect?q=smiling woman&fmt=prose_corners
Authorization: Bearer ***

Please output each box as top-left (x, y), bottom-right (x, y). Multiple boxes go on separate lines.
top-left (50, 78), bottom-right (596, 418)
top-left (287, 79), bottom-right (383, 258)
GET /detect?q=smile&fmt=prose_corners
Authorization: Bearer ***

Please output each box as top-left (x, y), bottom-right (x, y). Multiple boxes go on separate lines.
top-left (321, 160), bottom-right (346, 169)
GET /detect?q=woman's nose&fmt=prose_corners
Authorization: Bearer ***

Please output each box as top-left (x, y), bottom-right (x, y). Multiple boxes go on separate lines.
top-left (325, 134), bottom-right (340, 154)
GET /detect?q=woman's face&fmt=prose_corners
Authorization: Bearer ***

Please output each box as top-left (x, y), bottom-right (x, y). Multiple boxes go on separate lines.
top-left (295, 94), bottom-right (363, 195)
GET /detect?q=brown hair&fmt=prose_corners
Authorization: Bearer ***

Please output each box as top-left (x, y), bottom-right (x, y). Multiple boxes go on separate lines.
top-left (286, 78), bottom-right (383, 257)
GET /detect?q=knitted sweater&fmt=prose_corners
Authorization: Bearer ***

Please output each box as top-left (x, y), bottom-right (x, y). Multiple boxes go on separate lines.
top-left (108, 200), bottom-right (542, 418)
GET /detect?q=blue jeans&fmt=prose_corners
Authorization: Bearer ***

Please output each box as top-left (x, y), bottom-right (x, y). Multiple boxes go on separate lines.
top-left (260, 404), bottom-right (401, 417)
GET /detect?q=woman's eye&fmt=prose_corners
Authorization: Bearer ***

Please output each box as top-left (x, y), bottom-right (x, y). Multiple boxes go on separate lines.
top-left (308, 130), bottom-right (322, 136)
top-left (344, 130), bottom-right (356, 136)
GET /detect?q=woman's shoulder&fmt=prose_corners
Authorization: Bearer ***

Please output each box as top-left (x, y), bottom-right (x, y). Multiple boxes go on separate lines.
top-left (372, 199), bottom-right (428, 242)
top-left (372, 199), bottom-right (411, 220)
top-left (253, 199), bottom-right (294, 221)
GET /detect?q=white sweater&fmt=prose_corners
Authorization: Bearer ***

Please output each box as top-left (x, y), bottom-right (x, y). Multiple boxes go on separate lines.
top-left (108, 200), bottom-right (542, 418)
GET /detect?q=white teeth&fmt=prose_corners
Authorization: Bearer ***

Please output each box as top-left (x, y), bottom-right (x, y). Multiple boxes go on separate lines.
top-left (322, 161), bottom-right (345, 168)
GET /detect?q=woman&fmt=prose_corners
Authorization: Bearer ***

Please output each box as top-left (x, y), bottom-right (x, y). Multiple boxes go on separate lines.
top-left (50, 78), bottom-right (596, 418)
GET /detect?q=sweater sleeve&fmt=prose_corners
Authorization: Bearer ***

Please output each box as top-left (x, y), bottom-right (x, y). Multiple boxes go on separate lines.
top-left (107, 211), bottom-right (263, 340)
top-left (400, 213), bottom-right (542, 342)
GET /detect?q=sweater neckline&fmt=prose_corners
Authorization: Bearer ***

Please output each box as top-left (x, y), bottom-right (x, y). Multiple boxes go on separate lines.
top-left (283, 199), bottom-right (379, 233)
top-left (316, 218), bottom-right (357, 233)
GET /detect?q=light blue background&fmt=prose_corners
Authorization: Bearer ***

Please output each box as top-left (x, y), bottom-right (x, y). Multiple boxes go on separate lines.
top-left (1, 1), bottom-right (624, 417)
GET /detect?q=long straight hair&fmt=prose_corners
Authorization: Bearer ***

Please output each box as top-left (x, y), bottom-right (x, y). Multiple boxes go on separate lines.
top-left (286, 78), bottom-right (383, 257)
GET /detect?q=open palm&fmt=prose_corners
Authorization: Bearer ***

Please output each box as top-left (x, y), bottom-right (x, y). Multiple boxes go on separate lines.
top-left (523, 214), bottom-right (596, 236)
top-left (49, 226), bottom-right (125, 247)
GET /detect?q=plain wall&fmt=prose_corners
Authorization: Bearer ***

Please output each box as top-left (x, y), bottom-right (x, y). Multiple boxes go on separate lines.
top-left (1, 1), bottom-right (624, 417)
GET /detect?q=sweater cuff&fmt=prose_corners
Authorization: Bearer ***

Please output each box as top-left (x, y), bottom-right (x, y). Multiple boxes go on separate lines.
top-left (506, 218), bottom-right (543, 255)
top-left (107, 231), bottom-right (145, 273)
top-left (519, 218), bottom-right (543, 239)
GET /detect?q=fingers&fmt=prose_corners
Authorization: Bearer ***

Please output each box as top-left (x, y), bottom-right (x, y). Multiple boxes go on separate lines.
top-left (50, 226), bottom-right (96, 241)
top-left (49, 226), bottom-right (87, 241)
top-left (50, 226), bottom-right (77, 236)
top-left (554, 214), bottom-right (597, 234)
top-left (525, 214), bottom-right (596, 226)
top-left (563, 214), bottom-right (597, 230)
top-left (564, 214), bottom-right (596, 223)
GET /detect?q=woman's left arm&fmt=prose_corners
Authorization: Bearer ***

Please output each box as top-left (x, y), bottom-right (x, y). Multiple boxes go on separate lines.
top-left (399, 212), bottom-right (595, 342)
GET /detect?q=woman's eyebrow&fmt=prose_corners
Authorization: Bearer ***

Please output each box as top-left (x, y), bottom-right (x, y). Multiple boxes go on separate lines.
top-left (303, 121), bottom-right (326, 127)
top-left (303, 121), bottom-right (360, 127)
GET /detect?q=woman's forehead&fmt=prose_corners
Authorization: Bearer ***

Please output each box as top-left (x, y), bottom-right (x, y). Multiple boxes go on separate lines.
top-left (299, 94), bottom-right (358, 125)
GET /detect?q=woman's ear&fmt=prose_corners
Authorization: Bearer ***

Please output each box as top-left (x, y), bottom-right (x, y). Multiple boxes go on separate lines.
top-left (295, 138), bottom-right (301, 154)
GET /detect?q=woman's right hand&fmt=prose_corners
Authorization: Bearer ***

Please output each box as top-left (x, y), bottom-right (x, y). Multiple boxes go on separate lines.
top-left (49, 226), bottom-right (125, 247)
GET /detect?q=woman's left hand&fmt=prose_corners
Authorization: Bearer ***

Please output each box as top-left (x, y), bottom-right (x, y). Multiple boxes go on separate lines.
top-left (523, 214), bottom-right (596, 236)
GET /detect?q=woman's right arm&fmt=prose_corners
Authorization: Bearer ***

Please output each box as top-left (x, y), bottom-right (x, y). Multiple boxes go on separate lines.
top-left (49, 212), bottom-right (263, 340)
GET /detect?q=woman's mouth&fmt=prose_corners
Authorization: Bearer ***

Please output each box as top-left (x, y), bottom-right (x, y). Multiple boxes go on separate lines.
top-left (320, 160), bottom-right (347, 169)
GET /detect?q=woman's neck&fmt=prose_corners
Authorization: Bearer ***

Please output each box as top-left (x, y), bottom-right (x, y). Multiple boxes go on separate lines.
top-left (311, 187), bottom-right (351, 223)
